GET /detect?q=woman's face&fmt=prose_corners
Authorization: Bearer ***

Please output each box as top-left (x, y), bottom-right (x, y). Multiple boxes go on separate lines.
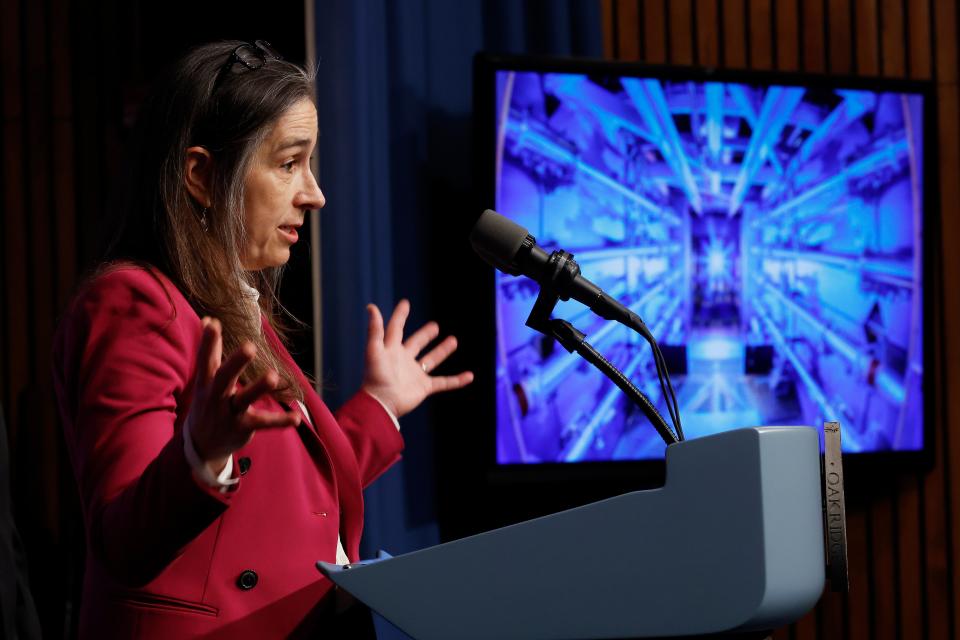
top-left (241, 97), bottom-right (324, 270)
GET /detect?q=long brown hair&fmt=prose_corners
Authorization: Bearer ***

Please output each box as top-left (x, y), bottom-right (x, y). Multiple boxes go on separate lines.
top-left (106, 40), bottom-right (315, 400)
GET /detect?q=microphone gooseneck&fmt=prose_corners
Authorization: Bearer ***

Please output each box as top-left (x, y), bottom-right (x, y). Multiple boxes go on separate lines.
top-left (470, 209), bottom-right (684, 445)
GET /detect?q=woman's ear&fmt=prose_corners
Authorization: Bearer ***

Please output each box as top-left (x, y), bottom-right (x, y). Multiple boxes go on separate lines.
top-left (184, 146), bottom-right (214, 207)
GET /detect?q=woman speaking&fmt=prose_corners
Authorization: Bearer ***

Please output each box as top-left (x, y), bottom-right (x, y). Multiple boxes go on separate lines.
top-left (52, 40), bottom-right (472, 638)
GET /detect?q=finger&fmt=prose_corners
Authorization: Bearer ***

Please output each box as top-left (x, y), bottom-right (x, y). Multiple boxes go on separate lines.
top-left (419, 336), bottom-right (459, 371)
top-left (239, 408), bottom-right (302, 431)
top-left (428, 371), bottom-right (474, 393)
top-left (195, 317), bottom-right (218, 387)
top-left (366, 304), bottom-right (385, 356)
top-left (404, 321), bottom-right (439, 356)
top-left (207, 318), bottom-right (223, 382)
top-left (384, 299), bottom-right (410, 346)
top-left (231, 370), bottom-right (279, 413)
top-left (211, 341), bottom-right (257, 399)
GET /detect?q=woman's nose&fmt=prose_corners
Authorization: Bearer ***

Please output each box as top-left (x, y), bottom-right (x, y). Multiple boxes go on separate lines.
top-left (299, 169), bottom-right (325, 210)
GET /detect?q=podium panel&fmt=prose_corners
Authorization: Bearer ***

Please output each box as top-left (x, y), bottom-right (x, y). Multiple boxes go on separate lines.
top-left (319, 427), bottom-right (825, 639)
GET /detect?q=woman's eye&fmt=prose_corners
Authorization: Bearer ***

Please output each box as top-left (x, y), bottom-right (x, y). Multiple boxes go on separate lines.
top-left (282, 160), bottom-right (296, 172)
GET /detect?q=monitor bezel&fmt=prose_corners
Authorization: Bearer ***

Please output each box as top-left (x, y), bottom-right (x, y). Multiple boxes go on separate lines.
top-left (470, 52), bottom-right (939, 491)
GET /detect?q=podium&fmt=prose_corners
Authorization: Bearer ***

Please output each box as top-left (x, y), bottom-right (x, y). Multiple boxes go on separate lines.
top-left (318, 427), bottom-right (826, 639)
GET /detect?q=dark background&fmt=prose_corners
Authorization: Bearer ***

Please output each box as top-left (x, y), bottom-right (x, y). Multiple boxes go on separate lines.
top-left (2, 1), bottom-right (959, 639)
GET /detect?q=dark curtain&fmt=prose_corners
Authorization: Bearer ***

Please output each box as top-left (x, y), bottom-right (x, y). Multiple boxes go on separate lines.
top-left (313, 5), bottom-right (600, 634)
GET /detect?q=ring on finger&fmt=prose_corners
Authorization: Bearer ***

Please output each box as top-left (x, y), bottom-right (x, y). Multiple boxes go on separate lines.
top-left (420, 360), bottom-right (430, 374)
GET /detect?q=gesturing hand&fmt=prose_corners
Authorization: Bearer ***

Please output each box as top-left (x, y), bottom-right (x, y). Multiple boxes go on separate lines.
top-left (186, 318), bottom-right (301, 475)
top-left (361, 300), bottom-right (474, 418)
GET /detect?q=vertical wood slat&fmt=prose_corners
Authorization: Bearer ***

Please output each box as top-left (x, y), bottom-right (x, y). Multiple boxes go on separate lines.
top-left (0, 0), bottom-right (11, 421)
top-left (879, 0), bottom-right (907, 77)
top-left (933, 0), bottom-right (957, 84)
top-left (846, 505), bottom-right (872, 640)
top-left (52, 0), bottom-right (77, 312)
top-left (1, 0), bottom-right (27, 453)
top-left (602, 0), bottom-right (615, 66)
top-left (747, 0), bottom-right (772, 70)
top-left (923, 324), bottom-right (953, 637)
top-left (72, 7), bottom-right (106, 273)
top-left (25, 0), bottom-right (61, 540)
top-left (800, 0), bottom-right (826, 72)
top-left (694, 0), bottom-right (720, 67)
top-left (774, 0), bottom-right (800, 72)
top-left (930, 1), bottom-right (958, 636)
top-left (667, 0), bottom-right (694, 65)
top-left (641, 0), bottom-right (667, 63)
top-left (26, 0), bottom-right (49, 382)
top-left (616, 0), bottom-right (641, 61)
top-left (905, 0), bottom-right (932, 79)
top-left (827, 0), bottom-right (853, 74)
top-left (720, 0), bottom-right (746, 68)
top-left (898, 475), bottom-right (924, 638)
top-left (922, 207), bottom-right (953, 640)
top-left (870, 493), bottom-right (898, 640)
top-left (944, 112), bottom-right (960, 640)
top-left (853, 0), bottom-right (881, 75)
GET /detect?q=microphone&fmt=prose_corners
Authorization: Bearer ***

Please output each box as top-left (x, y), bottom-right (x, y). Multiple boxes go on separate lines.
top-left (469, 209), bottom-right (642, 329)
top-left (470, 208), bottom-right (684, 443)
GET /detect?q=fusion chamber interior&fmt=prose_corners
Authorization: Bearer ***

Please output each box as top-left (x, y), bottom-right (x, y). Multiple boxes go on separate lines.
top-left (493, 71), bottom-right (924, 464)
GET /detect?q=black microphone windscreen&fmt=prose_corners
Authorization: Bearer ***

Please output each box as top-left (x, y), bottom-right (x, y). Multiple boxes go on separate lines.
top-left (469, 209), bottom-right (529, 274)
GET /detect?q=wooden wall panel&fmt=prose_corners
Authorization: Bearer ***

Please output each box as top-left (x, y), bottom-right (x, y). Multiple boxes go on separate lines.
top-left (930, 0), bottom-right (959, 633)
top-left (2, 0), bottom-right (75, 633)
top-left (694, 0), bottom-right (720, 67)
top-left (827, 0), bottom-right (853, 74)
top-left (721, 0), bottom-right (747, 68)
top-left (642, 0), bottom-right (667, 63)
top-left (616, 0), bottom-right (641, 60)
top-left (898, 475), bottom-right (924, 638)
top-left (853, 0), bottom-right (880, 75)
top-left (906, 0), bottom-right (932, 80)
top-left (747, 0), bottom-right (772, 70)
top-left (879, 0), bottom-right (906, 77)
top-left (52, 0), bottom-right (77, 314)
top-left (25, 0), bottom-right (59, 541)
top-left (602, 0), bottom-right (615, 59)
top-left (1, 0), bottom-right (27, 456)
top-left (774, 0), bottom-right (800, 71)
top-left (667, 0), bottom-right (695, 65)
top-left (846, 502), bottom-right (871, 639)
top-left (871, 489), bottom-right (898, 640)
top-left (800, 0), bottom-right (827, 72)
top-left (603, 1), bottom-right (959, 638)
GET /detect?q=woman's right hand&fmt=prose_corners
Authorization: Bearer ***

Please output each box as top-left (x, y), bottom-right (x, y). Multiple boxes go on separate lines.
top-left (185, 317), bottom-right (301, 476)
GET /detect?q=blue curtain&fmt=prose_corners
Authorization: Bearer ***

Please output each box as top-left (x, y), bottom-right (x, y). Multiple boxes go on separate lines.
top-left (313, 3), bottom-right (601, 633)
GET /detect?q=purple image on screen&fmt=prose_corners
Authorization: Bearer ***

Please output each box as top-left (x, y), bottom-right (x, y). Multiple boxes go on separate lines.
top-left (493, 70), bottom-right (925, 463)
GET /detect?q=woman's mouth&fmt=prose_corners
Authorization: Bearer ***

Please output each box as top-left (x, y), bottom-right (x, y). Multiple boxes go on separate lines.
top-left (278, 225), bottom-right (299, 242)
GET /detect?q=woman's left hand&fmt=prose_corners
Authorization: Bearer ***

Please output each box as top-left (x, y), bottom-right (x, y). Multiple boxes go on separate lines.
top-left (361, 300), bottom-right (474, 418)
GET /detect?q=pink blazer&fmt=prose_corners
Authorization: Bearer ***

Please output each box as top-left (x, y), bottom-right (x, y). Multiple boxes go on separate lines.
top-left (52, 266), bottom-right (403, 638)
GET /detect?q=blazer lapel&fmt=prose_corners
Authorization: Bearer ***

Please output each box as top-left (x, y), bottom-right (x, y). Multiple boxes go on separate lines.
top-left (260, 318), bottom-right (366, 559)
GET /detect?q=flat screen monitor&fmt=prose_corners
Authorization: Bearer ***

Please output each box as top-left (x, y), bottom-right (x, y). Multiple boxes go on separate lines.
top-left (474, 54), bottom-right (935, 468)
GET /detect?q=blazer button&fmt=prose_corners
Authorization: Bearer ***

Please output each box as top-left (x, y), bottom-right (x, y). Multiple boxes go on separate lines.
top-left (238, 457), bottom-right (251, 475)
top-left (236, 569), bottom-right (258, 590)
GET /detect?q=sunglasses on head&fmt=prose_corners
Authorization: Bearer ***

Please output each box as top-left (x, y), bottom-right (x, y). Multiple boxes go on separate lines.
top-left (212, 40), bottom-right (283, 92)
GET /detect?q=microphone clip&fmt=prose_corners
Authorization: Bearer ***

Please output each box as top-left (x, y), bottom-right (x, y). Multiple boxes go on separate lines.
top-left (525, 250), bottom-right (587, 354)
top-left (522, 252), bottom-right (678, 446)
